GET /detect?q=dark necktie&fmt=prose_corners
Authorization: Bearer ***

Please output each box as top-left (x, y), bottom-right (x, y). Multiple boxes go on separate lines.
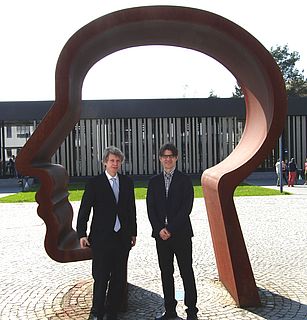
top-left (165, 172), bottom-right (172, 197)
top-left (164, 172), bottom-right (172, 226)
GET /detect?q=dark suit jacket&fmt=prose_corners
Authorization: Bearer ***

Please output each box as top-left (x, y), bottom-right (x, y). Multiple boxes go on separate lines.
top-left (76, 172), bottom-right (137, 250)
top-left (146, 169), bottom-right (194, 239)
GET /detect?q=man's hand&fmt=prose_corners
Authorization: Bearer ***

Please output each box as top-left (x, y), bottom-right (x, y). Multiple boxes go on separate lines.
top-left (159, 228), bottom-right (171, 240)
top-left (131, 236), bottom-right (136, 247)
top-left (80, 237), bottom-right (90, 248)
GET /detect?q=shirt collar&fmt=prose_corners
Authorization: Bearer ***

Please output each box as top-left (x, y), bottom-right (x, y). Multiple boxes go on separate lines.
top-left (164, 167), bottom-right (176, 177)
top-left (105, 171), bottom-right (118, 181)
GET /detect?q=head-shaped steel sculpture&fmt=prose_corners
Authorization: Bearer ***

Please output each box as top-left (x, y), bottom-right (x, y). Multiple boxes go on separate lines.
top-left (16, 6), bottom-right (287, 307)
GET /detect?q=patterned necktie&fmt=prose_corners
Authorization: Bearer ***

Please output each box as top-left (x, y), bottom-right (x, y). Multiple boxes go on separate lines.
top-left (111, 177), bottom-right (121, 232)
top-left (165, 172), bottom-right (172, 197)
top-left (164, 172), bottom-right (172, 226)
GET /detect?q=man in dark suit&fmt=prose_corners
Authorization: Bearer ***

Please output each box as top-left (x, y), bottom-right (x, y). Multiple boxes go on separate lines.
top-left (77, 146), bottom-right (137, 320)
top-left (146, 143), bottom-right (198, 320)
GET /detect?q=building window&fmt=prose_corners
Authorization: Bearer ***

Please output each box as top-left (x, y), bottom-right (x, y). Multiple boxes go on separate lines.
top-left (17, 125), bottom-right (31, 138)
top-left (6, 126), bottom-right (12, 138)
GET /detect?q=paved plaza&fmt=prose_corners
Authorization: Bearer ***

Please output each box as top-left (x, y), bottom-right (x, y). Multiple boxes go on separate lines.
top-left (1, 181), bottom-right (307, 319)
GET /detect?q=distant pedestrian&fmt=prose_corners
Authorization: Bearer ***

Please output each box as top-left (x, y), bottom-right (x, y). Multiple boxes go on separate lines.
top-left (275, 159), bottom-right (287, 186)
top-left (304, 158), bottom-right (307, 185)
top-left (282, 160), bottom-right (288, 184)
top-left (288, 158), bottom-right (297, 187)
top-left (8, 155), bottom-right (16, 177)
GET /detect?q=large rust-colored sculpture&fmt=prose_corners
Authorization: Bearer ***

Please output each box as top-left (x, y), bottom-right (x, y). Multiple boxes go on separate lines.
top-left (16, 6), bottom-right (287, 307)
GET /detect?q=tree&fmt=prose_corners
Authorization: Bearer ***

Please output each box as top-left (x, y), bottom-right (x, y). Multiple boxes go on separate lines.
top-left (271, 45), bottom-right (307, 96)
top-left (232, 83), bottom-right (243, 98)
top-left (208, 89), bottom-right (218, 98)
top-left (232, 44), bottom-right (307, 97)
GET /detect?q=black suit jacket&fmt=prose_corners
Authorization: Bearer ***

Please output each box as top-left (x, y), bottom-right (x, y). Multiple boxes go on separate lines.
top-left (77, 172), bottom-right (137, 250)
top-left (146, 169), bottom-right (194, 239)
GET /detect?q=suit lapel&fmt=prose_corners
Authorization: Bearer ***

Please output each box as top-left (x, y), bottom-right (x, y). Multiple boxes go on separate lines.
top-left (117, 173), bottom-right (123, 204)
top-left (158, 172), bottom-right (167, 201)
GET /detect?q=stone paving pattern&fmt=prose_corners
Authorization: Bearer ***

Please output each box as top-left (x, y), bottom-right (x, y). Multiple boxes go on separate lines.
top-left (1, 193), bottom-right (307, 319)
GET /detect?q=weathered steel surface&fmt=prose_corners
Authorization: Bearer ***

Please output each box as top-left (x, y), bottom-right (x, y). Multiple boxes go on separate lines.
top-left (16, 6), bottom-right (287, 307)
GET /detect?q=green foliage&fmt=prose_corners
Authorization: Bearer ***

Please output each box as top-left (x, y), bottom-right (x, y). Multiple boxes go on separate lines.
top-left (232, 82), bottom-right (243, 98)
top-left (232, 44), bottom-right (307, 97)
top-left (208, 89), bottom-right (219, 98)
top-left (271, 44), bottom-right (307, 96)
top-left (233, 185), bottom-right (288, 196)
top-left (0, 181), bottom-right (289, 203)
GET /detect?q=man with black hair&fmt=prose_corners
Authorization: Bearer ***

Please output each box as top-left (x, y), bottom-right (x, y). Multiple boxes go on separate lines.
top-left (147, 143), bottom-right (198, 320)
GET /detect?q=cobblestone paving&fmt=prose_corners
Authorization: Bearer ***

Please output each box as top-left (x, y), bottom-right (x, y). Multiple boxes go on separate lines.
top-left (0, 195), bottom-right (306, 319)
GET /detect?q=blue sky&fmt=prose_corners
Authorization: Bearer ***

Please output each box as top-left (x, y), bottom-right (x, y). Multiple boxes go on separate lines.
top-left (1, 0), bottom-right (306, 101)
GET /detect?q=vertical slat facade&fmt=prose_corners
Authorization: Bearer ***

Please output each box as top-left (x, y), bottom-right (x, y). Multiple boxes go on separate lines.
top-left (50, 116), bottom-right (248, 175)
top-left (1, 115), bottom-right (305, 178)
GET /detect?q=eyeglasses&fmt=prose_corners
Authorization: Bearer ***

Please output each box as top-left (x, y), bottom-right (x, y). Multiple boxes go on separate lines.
top-left (161, 154), bottom-right (175, 159)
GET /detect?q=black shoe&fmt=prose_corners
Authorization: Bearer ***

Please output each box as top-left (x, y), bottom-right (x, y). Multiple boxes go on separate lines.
top-left (87, 313), bottom-right (97, 320)
top-left (88, 313), bottom-right (104, 320)
top-left (155, 312), bottom-right (178, 319)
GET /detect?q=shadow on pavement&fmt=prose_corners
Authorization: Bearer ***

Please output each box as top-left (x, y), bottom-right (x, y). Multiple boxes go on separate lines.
top-left (58, 281), bottom-right (170, 320)
top-left (247, 287), bottom-right (307, 319)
